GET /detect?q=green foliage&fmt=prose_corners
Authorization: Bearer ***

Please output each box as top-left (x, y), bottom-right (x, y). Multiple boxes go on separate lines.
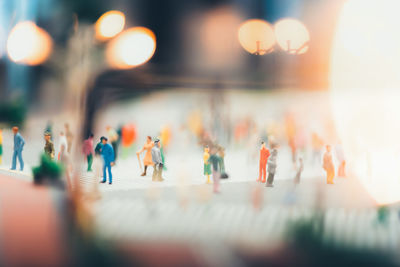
top-left (285, 214), bottom-right (399, 267)
top-left (377, 205), bottom-right (390, 225)
top-left (0, 99), bottom-right (27, 126)
top-left (32, 154), bottom-right (64, 184)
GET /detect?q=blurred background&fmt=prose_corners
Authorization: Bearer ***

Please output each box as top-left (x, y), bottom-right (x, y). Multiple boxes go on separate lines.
top-left (0, 0), bottom-right (400, 266)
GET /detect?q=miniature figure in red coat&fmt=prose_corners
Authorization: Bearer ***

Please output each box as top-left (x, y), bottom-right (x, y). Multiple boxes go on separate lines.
top-left (258, 141), bottom-right (270, 183)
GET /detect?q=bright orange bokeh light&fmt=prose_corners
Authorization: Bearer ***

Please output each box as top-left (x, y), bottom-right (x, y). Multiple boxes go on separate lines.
top-left (274, 18), bottom-right (310, 55)
top-left (7, 21), bottom-right (53, 65)
top-left (331, 0), bottom-right (400, 205)
top-left (95, 10), bottom-right (125, 41)
top-left (238, 19), bottom-right (275, 55)
top-left (106, 27), bottom-right (156, 69)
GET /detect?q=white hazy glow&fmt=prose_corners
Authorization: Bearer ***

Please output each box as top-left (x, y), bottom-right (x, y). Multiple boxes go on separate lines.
top-left (95, 10), bottom-right (125, 40)
top-left (238, 19), bottom-right (275, 55)
top-left (274, 18), bottom-right (310, 55)
top-left (330, 0), bottom-right (400, 204)
top-left (106, 27), bottom-right (156, 69)
top-left (7, 21), bottom-right (53, 65)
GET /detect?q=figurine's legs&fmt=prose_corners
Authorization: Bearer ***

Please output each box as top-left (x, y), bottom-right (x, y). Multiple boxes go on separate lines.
top-left (87, 154), bottom-right (93, 171)
top-left (152, 165), bottom-right (158, 181)
top-left (260, 164), bottom-right (267, 183)
top-left (212, 170), bottom-right (220, 193)
top-left (0, 155), bottom-right (2, 165)
top-left (17, 151), bottom-right (24, 171)
top-left (102, 164), bottom-right (107, 183)
top-left (11, 150), bottom-right (17, 170)
top-left (141, 165), bottom-right (148, 176)
top-left (107, 164), bottom-right (112, 184)
top-left (267, 172), bottom-right (274, 186)
top-left (206, 175), bottom-right (211, 184)
top-left (326, 169), bottom-right (334, 184)
top-left (158, 164), bottom-right (164, 181)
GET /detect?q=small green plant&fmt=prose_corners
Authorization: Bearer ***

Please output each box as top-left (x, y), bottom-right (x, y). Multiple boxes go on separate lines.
top-left (0, 99), bottom-right (27, 126)
top-left (32, 154), bottom-right (64, 184)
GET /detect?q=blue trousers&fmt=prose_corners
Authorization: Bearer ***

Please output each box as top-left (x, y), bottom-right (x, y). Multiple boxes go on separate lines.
top-left (11, 150), bottom-right (24, 170)
top-left (102, 163), bottom-right (112, 183)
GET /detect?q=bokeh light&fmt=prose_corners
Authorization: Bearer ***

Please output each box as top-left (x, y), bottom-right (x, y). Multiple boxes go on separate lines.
top-left (7, 21), bottom-right (53, 65)
top-left (238, 19), bottom-right (275, 55)
top-left (274, 18), bottom-right (310, 55)
top-left (331, 0), bottom-right (400, 204)
top-left (106, 27), bottom-right (156, 69)
top-left (95, 10), bottom-right (125, 41)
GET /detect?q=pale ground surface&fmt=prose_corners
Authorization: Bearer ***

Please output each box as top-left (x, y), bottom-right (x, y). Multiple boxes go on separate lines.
top-left (0, 89), bottom-right (399, 257)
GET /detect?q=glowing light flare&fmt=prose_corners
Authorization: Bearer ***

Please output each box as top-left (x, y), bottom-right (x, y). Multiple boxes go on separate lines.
top-left (7, 21), bottom-right (53, 65)
top-left (95, 10), bottom-right (125, 41)
top-left (274, 18), bottom-right (310, 55)
top-left (330, 0), bottom-right (400, 205)
top-left (200, 6), bottom-right (243, 68)
top-left (238, 19), bottom-right (275, 55)
top-left (106, 27), bottom-right (156, 69)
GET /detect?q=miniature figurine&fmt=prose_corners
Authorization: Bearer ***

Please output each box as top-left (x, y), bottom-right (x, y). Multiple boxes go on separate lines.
top-left (58, 131), bottom-right (68, 163)
top-left (0, 129), bottom-right (3, 165)
top-left (95, 137), bottom-right (103, 156)
top-left (336, 142), bottom-right (346, 177)
top-left (100, 137), bottom-right (115, 185)
top-left (311, 132), bottom-right (324, 167)
top-left (44, 132), bottom-right (55, 160)
top-left (136, 136), bottom-right (154, 176)
top-left (218, 145), bottom-right (229, 179)
top-left (266, 148), bottom-right (278, 187)
top-left (106, 126), bottom-right (119, 162)
top-left (258, 141), bottom-right (270, 183)
top-left (151, 139), bottom-right (164, 182)
top-left (83, 133), bottom-right (95, 172)
top-left (203, 146), bottom-right (212, 184)
top-left (323, 145), bottom-right (335, 184)
top-left (208, 147), bottom-right (221, 193)
top-left (11, 126), bottom-right (25, 171)
top-left (93, 136), bottom-right (104, 181)
top-left (160, 140), bottom-right (167, 171)
top-left (45, 121), bottom-right (53, 141)
top-left (294, 157), bottom-right (304, 185)
top-left (65, 123), bottom-right (74, 154)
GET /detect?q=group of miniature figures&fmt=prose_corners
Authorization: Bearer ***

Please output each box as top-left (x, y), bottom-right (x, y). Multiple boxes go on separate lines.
top-left (1, 123), bottom-right (345, 189)
top-left (203, 145), bottom-right (226, 193)
top-left (255, 139), bottom-right (344, 186)
top-left (256, 141), bottom-right (279, 187)
top-left (136, 136), bottom-right (165, 182)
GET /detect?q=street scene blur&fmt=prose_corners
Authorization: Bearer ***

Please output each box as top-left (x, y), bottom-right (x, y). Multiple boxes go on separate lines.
top-left (1, 0), bottom-right (400, 266)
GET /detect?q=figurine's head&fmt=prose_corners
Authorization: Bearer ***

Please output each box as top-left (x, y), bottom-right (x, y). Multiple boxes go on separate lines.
top-left (101, 136), bottom-right (108, 144)
top-left (326, 145), bottom-right (331, 152)
top-left (261, 141), bottom-right (266, 148)
top-left (44, 132), bottom-right (51, 141)
top-left (204, 146), bottom-right (209, 153)
top-left (147, 136), bottom-right (152, 143)
top-left (12, 127), bottom-right (19, 134)
top-left (89, 133), bottom-right (94, 139)
top-left (154, 139), bottom-right (160, 147)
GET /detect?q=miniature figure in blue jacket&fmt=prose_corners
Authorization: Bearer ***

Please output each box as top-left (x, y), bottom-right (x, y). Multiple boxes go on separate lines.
top-left (11, 127), bottom-right (25, 171)
top-left (100, 137), bottom-right (115, 185)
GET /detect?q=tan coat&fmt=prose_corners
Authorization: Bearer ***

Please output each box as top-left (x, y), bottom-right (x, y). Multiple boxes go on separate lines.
top-left (142, 142), bottom-right (154, 166)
